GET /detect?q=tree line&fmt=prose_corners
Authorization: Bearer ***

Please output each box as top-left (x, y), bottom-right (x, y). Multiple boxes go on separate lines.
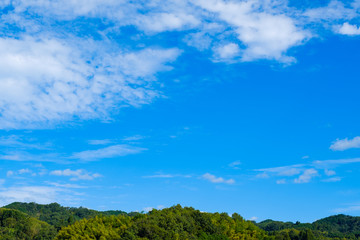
top-left (0, 202), bottom-right (359, 239)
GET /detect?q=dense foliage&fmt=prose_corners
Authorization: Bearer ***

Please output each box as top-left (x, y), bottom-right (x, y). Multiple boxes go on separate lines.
top-left (55, 204), bottom-right (269, 240)
top-left (257, 215), bottom-right (360, 240)
top-left (4, 202), bottom-right (128, 230)
top-left (0, 208), bottom-right (56, 239)
top-left (1, 202), bottom-right (360, 240)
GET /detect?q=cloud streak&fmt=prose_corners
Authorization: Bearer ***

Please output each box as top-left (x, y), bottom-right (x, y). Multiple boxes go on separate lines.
top-left (71, 144), bottom-right (146, 161)
top-left (50, 169), bottom-right (101, 181)
top-left (202, 173), bottom-right (235, 185)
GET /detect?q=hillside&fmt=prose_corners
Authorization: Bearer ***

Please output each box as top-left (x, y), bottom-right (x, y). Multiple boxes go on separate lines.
top-left (1, 202), bottom-right (360, 239)
top-left (4, 202), bottom-right (129, 230)
top-left (257, 215), bottom-right (360, 239)
top-left (0, 208), bottom-right (56, 239)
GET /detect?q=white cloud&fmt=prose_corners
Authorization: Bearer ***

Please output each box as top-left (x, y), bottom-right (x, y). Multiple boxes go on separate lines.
top-left (256, 164), bottom-right (304, 177)
top-left (229, 161), bottom-right (241, 169)
top-left (255, 172), bottom-right (269, 179)
top-left (333, 204), bottom-right (360, 213)
top-left (324, 169), bottom-right (336, 176)
top-left (122, 135), bottom-right (146, 141)
top-left (322, 177), bottom-right (342, 182)
top-left (0, 0), bottom-right (10, 7)
top-left (135, 12), bottom-right (200, 33)
top-left (143, 174), bottom-right (192, 179)
top-left (0, 135), bottom-right (48, 149)
top-left (304, 1), bottom-right (357, 21)
top-left (330, 136), bottom-right (360, 151)
top-left (337, 22), bottom-right (360, 35)
top-left (18, 168), bottom-right (31, 174)
top-left (71, 144), bottom-right (146, 161)
top-left (249, 216), bottom-right (258, 221)
top-left (294, 168), bottom-right (318, 183)
top-left (0, 36), bottom-right (180, 129)
top-left (202, 173), bottom-right (235, 184)
top-left (46, 182), bottom-right (87, 189)
top-left (194, 0), bottom-right (309, 62)
top-left (6, 168), bottom-right (34, 177)
top-left (276, 179), bottom-right (286, 184)
top-left (142, 205), bottom-right (165, 212)
top-left (0, 186), bottom-right (59, 205)
top-left (88, 139), bottom-right (113, 145)
top-left (50, 169), bottom-right (101, 181)
top-left (143, 174), bottom-right (176, 178)
top-left (313, 158), bottom-right (360, 167)
top-left (213, 43), bottom-right (241, 60)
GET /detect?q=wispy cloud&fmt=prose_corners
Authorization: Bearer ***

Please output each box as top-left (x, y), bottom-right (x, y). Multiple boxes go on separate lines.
top-left (254, 156), bottom-right (360, 184)
top-left (71, 144), bottom-right (146, 161)
top-left (50, 169), bottom-right (101, 181)
top-left (276, 179), bottom-right (286, 184)
top-left (229, 161), bottom-right (241, 169)
top-left (0, 35), bottom-right (180, 129)
top-left (0, 186), bottom-right (61, 205)
top-left (88, 139), bottom-right (113, 145)
top-left (324, 169), bottom-right (336, 176)
top-left (122, 135), bottom-right (146, 141)
top-left (322, 177), bottom-right (342, 182)
top-left (202, 173), bottom-right (235, 185)
top-left (294, 169), bottom-right (319, 184)
top-left (45, 182), bottom-right (87, 189)
top-left (256, 164), bottom-right (304, 177)
top-left (333, 204), bottom-right (360, 213)
top-left (0, 0), bottom-right (358, 129)
top-left (313, 158), bottom-right (360, 167)
top-left (330, 136), bottom-right (360, 151)
top-left (143, 174), bottom-right (192, 179)
top-left (0, 135), bottom-right (50, 150)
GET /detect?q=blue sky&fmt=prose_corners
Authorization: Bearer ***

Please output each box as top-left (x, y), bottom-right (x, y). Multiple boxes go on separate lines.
top-left (1, 0), bottom-right (360, 223)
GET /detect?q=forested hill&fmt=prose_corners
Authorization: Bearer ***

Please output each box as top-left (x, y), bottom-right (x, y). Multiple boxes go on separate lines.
top-left (1, 202), bottom-right (360, 239)
top-left (257, 214), bottom-right (360, 239)
top-left (4, 202), bottom-right (132, 230)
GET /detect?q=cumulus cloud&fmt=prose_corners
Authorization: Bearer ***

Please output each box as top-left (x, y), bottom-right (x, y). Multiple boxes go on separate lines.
top-left (194, 0), bottom-right (309, 62)
top-left (330, 136), bottom-right (360, 151)
top-left (71, 144), bottom-right (146, 161)
top-left (337, 22), bottom-right (360, 35)
top-left (0, 0), bottom-right (358, 130)
top-left (50, 169), bottom-right (101, 181)
top-left (202, 173), bottom-right (235, 184)
top-left (213, 43), bottom-right (241, 60)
